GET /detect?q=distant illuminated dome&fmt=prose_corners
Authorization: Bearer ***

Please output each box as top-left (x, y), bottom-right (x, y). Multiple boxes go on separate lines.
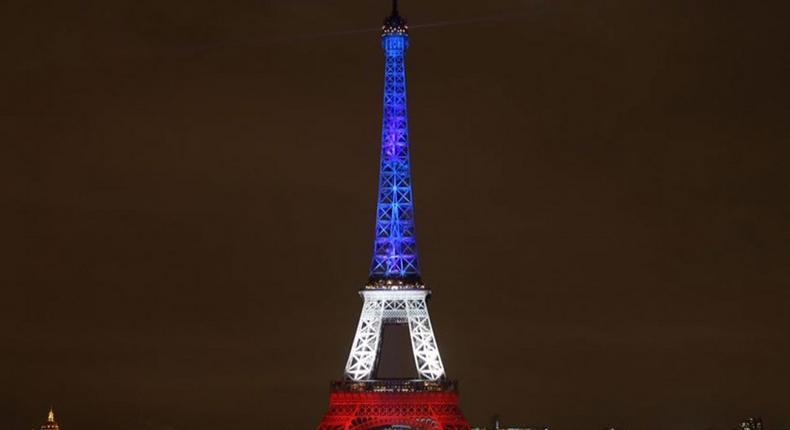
top-left (41, 408), bottom-right (60, 430)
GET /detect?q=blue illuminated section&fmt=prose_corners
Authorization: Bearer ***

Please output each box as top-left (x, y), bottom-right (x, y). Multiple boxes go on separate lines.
top-left (368, 9), bottom-right (422, 288)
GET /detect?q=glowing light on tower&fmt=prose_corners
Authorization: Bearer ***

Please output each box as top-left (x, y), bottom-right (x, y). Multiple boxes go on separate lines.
top-left (369, 0), bottom-right (420, 286)
top-left (317, 2), bottom-right (471, 429)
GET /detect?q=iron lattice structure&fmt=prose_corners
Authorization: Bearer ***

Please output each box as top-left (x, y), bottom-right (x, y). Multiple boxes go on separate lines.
top-left (368, 0), bottom-right (419, 285)
top-left (318, 389), bottom-right (470, 430)
top-left (318, 3), bottom-right (470, 429)
top-left (345, 290), bottom-right (445, 381)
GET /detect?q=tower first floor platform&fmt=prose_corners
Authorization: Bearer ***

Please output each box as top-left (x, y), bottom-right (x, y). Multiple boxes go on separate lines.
top-left (317, 380), bottom-right (471, 430)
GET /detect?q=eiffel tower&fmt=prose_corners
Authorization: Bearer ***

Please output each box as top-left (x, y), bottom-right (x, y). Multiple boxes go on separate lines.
top-left (316, 2), bottom-right (471, 429)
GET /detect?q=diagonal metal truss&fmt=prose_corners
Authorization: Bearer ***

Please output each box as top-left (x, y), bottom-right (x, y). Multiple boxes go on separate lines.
top-left (405, 297), bottom-right (445, 380)
top-left (369, 26), bottom-right (421, 281)
top-left (344, 290), bottom-right (446, 381)
top-left (344, 296), bottom-right (387, 381)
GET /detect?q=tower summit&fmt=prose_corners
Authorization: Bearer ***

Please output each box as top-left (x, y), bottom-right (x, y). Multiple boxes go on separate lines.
top-left (317, 2), bottom-right (471, 429)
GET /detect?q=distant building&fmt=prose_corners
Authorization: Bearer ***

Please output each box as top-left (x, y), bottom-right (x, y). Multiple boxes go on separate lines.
top-left (40, 408), bottom-right (60, 430)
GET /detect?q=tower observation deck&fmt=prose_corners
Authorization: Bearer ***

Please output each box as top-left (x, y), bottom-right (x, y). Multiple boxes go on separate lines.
top-left (316, 2), bottom-right (471, 429)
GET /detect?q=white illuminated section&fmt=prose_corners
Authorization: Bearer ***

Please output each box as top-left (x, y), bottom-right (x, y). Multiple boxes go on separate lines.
top-left (344, 289), bottom-right (446, 381)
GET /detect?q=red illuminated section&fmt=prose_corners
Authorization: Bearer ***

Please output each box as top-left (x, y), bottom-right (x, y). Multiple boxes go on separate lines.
top-left (317, 381), bottom-right (471, 430)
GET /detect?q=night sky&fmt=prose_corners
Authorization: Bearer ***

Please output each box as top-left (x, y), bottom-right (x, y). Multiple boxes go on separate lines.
top-left (2, 1), bottom-right (789, 429)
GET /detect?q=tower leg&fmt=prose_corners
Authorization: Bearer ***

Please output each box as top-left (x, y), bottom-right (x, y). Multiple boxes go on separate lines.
top-left (344, 290), bottom-right (446, 381)
top-left (406, 297), bottom-right (446, 380)
top-left (345, 297), bottom-right (385, 380)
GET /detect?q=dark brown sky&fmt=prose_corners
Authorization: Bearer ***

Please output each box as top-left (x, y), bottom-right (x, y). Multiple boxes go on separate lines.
top-left (2, 1), bottom-right (789, 429)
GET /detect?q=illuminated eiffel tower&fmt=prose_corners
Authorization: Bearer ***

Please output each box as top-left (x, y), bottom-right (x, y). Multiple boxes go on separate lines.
top-left (316, 2), bottom-right (471, 429)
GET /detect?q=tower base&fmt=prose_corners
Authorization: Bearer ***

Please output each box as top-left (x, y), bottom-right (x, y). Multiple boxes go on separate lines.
top-left (317, 380), bottom-right (470, 430)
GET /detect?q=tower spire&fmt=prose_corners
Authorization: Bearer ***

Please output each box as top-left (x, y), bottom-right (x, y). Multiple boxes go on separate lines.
top-left (382, 0), bottom-right (407, 35)
top-left (369, 0), bottom-right (417, 287)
